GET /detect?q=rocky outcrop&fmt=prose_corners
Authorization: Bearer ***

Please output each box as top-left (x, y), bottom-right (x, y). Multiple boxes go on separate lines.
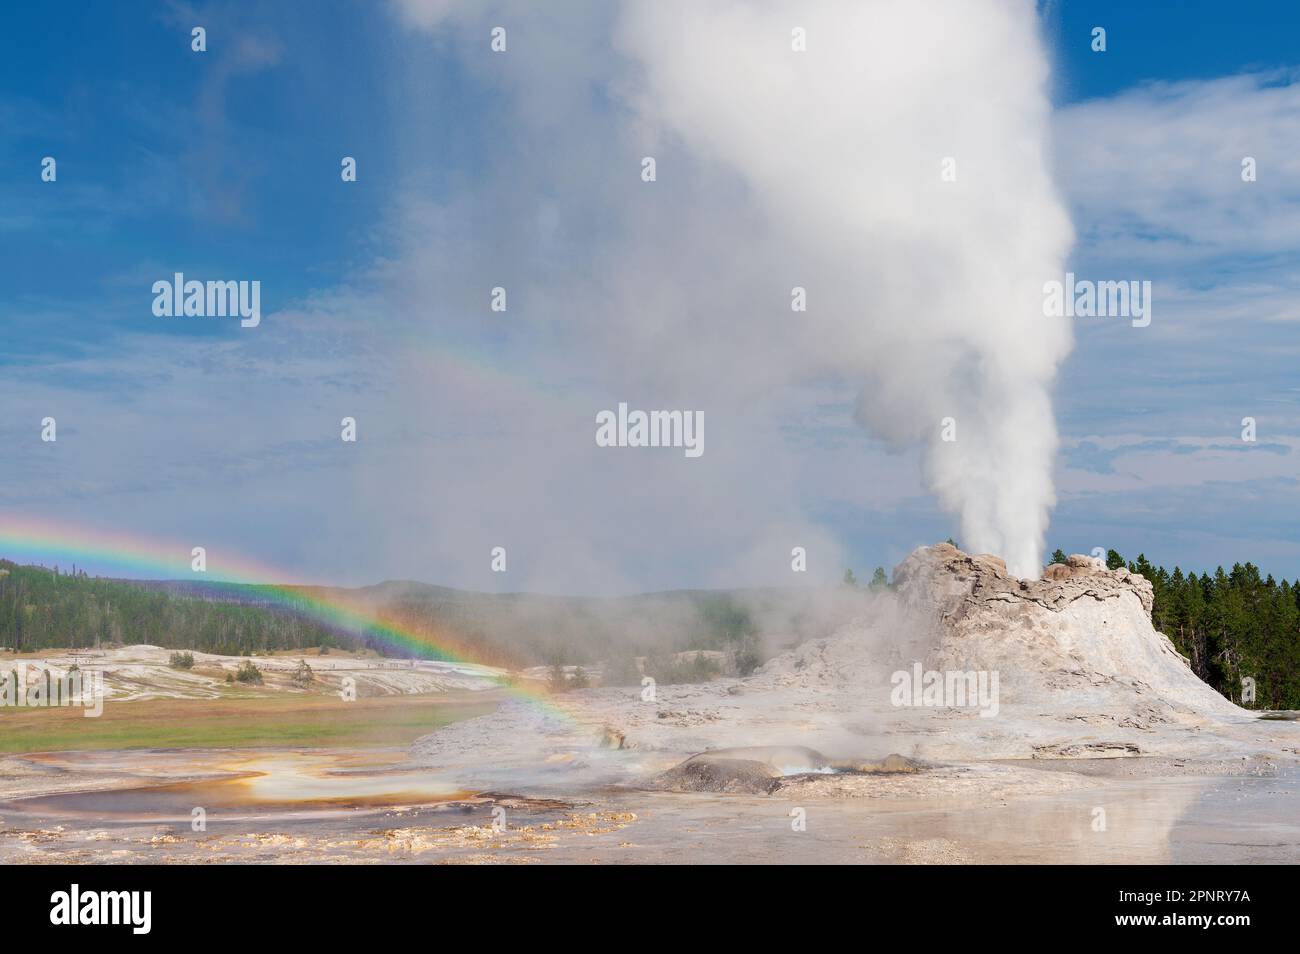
top-left (894, 543), bottom-right (1154, 620)
top-left (651, 756), bottom-right (783, 794)
top-left (889, 543), bottom-right (1235, 717)
top-left (411, 542), bottom-right (1266, 785)
top-left (650, 746), bottom-right (926, 794)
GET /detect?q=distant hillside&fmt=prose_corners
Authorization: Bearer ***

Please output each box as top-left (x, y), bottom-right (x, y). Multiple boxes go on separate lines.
top-left (0, 559), bottom-right (872, 672)
top-left (0, 561), bottom-right (345, 659)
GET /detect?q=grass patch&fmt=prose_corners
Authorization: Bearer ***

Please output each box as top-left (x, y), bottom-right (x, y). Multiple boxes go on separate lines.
top-left (0, 691), bottom-right (501, 753)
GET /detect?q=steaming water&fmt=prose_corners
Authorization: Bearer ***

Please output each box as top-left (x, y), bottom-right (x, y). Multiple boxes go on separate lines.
top-left (617, 0), bottom-right (1074, 576)
top-left (2, 750), bottom-right (467, 823)
top-left (3, 751), bottom-right (1296, 863)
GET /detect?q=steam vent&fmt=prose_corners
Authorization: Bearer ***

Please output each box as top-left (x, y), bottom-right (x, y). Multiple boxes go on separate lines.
top-left (413, 543), bottom-right (1273, 795)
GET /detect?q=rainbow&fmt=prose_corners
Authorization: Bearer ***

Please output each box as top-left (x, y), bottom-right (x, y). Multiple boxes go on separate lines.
top-left (0, 515), bottom-right (576, 716)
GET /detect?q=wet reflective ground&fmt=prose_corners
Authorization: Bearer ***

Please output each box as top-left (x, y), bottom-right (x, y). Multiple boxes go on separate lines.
top-left (5, 751), bottom-right (468, 822)
top-left (1, 750), bottom-right (1296, 863)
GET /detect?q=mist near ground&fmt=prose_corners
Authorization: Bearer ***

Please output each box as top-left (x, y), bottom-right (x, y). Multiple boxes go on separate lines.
top-left (303, 577), bottom-right (892, 672)
top-left (7, 563), bottom-right (886, 674)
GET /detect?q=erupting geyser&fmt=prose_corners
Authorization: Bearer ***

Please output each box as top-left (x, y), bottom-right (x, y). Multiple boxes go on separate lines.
top-left (620, 0), bottom-right (1074, 577)
top-left (397, 0), bottom-right (1076, 578)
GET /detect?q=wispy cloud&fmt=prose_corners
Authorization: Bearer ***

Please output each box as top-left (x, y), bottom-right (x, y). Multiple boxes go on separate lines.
top-left (1057, 70), bottom-right (1300, 270)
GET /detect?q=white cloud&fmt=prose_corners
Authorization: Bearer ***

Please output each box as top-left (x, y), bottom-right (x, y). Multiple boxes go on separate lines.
top-left (1058, 433), bottom-right (1299, 496)
top-left (1056, 71), bottom-right (1300, 268)
top-left (15, 4), bottom-right (1300, 589)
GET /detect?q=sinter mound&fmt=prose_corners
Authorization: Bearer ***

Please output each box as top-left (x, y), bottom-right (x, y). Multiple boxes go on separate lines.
top-left (651, 746), bottom-right (923, 794)
top-left (891, 543), bottom-right (1241, 717)
top-left (413, 543), bottom-right (1280, 790)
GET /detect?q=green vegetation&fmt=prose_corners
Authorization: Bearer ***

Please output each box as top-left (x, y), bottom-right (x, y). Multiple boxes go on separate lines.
top-left (731, 634), bottom-right (762, 677)
top-left (601, 653), bottom-right (642, 687)
top-left (691, 651), bottom-right (724, 680)
top-left (547, 662), bottom-right (567, 693)
top-left (642, 650), bottom-right (726, 684)
top-left (30, 548), bottom-right (1291, 708)
top-left (0, 561), bottom-right (344, 655)
top-left (168, 651), bottom-right (195, 670)
top-left (234, 660), bottom-right (263, 684)
top-left (547, 663), bottom-right (593, 692)
top-left (0, 560), bottom-right (772, 670)
top-left (843, 566), bottom-right (889, 590)
top-left (1050, 548), bottom-right (1300, 709)
top-left (0, 693), bottom-right (498, 753)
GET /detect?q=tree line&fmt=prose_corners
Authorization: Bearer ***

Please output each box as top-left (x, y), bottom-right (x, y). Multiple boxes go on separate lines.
top-left (8, 550), bottom-right (1297, 708)
top-left (0, 561), bottom-right (347, 656)
top-left (1049, 548), bottom-right (1300, 710)
top-left (0, 560), bottom-right (765, 670)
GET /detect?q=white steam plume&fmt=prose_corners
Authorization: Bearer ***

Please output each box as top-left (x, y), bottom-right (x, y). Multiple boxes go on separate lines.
top-left (391, 0), bottom-right (1074, 581)
top-left (615, 0), bottom-right (1074, 576)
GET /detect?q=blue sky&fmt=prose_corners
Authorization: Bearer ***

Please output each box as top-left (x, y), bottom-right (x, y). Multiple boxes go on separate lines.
top-left (1, 1), bottom-right (1298, 590)
top-left (1044, 0), bottom-right (1300, 577)
top-left (1049, 0), bottom-right (1300, 103)
top-left (2, 2), bottom-right (394, 354)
